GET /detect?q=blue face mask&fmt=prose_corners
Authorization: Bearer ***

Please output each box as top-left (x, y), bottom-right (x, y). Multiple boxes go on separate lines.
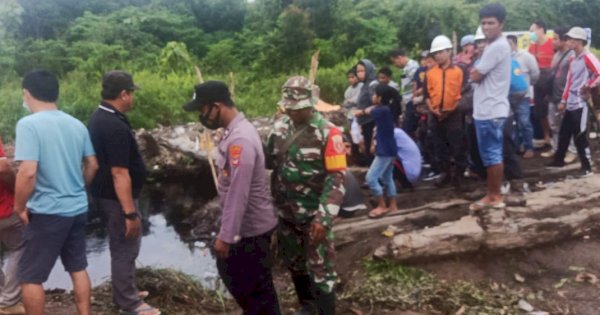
top-left (529, 32), bottom-right (538, 43)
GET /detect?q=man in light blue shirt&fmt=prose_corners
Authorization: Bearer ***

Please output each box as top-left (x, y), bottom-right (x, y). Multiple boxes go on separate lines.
top-left (14, 70), bottom-right (98, 315)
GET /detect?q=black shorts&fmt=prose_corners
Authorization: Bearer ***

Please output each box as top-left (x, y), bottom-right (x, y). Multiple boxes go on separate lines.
top-left (18, 213), bottom-right (88, 284)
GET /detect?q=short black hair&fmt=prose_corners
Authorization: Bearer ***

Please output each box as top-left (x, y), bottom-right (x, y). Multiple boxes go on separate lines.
top-left (506, 35), bottom-right (518, 45)
top-left (378, 67), bottom-right (393, 77)
top-left (554, 26), bottom-right (570, 41)
top-left (374, 84), bottom-right (394, 102)
top-left (347, 67), bottom-right (357, 76)
top-left (389, 49), bottom-right (407, 58)
top-left (479, 3), bottom-right (507, 23)
top-left (533, 20), bottom-right (547, 33)
top-left (22, 70), bottom-right (60, 103)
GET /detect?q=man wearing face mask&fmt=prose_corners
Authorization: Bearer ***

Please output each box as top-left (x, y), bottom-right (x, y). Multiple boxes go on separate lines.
top-left (183, 81), bottom-right (281, 315)
top-left (88, 71), bottom-right (160, 315)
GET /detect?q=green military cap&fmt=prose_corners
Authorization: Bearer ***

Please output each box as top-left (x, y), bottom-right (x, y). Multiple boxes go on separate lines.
top-left (278, 76), bottom-right (319, 110)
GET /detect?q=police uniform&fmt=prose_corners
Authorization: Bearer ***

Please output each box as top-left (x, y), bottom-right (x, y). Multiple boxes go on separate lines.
top-left (266, 76), bottom-right (346, 315)
top-left (183, 81), bottom-right (281, 315)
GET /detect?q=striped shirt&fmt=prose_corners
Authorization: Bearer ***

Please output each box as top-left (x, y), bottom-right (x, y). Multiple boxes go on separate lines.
top-left (562, 49), bottom-right (600, 111)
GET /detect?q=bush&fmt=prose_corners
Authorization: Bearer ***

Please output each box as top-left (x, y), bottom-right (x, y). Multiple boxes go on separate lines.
top-left (0, 80), bottom-right (24, 140)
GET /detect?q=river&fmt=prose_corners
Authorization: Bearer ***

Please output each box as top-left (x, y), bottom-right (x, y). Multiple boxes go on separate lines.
top-left (44, 184), bottom-right (219, 291)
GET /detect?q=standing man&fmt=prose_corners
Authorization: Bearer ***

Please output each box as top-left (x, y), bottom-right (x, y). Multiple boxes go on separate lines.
top-left (542, 26), bottom-right (577, 160)
top-left (266, 76), bottom-right (345, 315)
top-left (88, 71), bottom-right (160, 315)
top-left (529, 20), bottom-right (554, 148)
top-left (546, 27), bottom-right (599, 176)
top-left (469, 4), bottom-right (511, 211)
top-left (507, 35), bottom-right (540, 158)
top-left (390, 49), bottom-right (420, 92)
top-left (182, 81), bottom-right (281, 314)
top-left (14, 70), bottom-right (98, 315)
top-left (0, 137), bottom-right (25, 315)
top-left (424, 35), bottom-right (466, 189)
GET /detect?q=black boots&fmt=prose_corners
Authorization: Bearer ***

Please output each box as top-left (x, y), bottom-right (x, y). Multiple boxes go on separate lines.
top-left (314, 290), bottom-right (336, 315)
top-left (292, 274), bottom-right (336, 315)
top-left (292, 274), bottom-right (317, 315)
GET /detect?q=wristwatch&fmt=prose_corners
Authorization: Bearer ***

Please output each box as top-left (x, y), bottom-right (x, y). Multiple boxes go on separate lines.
top-left (123, 212), bottom-right (140, 220)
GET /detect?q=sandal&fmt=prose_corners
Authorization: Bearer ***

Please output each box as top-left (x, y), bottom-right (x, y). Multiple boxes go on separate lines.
top-left (368, 207), bottom-right (390, 219)
top-left (138, 291), bottom-right (149, 299)
top-left (469, 199), bottom-right (506, 212)
top-left (120, 304), bottom-right (161, 315)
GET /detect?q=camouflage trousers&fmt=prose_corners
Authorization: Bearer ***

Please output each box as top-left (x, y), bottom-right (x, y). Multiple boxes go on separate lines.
top-left (277, 219), bottom-right (337, 294)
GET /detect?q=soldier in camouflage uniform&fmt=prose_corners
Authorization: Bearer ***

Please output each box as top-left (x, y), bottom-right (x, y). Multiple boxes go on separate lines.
top-left (266, 76), bottom-right (346, 315)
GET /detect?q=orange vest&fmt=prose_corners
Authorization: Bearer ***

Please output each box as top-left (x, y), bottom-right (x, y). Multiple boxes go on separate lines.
top-left (426, 65), bottom-right (463, 112)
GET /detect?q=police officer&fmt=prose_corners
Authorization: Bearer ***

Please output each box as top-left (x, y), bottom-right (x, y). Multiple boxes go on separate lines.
top-left (266, 76), bottom-right (346, 315)
top-left (183, 81), bottom-right (281, 315)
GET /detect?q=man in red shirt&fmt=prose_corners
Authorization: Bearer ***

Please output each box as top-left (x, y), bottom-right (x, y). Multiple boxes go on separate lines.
top-left (0, 137), bottom-right (25, 314)
top-left (529, 20), bottom-right (554, 148)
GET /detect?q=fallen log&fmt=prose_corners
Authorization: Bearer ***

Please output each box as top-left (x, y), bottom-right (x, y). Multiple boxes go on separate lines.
top-left (333, 199), bottom-right (469, 247)
top-left (374, 175), bottom-right (600, 262)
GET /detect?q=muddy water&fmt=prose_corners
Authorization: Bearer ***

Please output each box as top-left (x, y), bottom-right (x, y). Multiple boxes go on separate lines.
top-left (45, 183), bottom-right (219, 291)
top-left (45, 214), bottom-right (218, 290)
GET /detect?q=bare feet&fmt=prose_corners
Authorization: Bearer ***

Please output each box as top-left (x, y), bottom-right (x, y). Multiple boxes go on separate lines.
top-left (522, 150), bottom-right (534, 159)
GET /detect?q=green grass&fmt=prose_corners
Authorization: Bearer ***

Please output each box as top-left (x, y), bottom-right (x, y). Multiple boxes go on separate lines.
top-left (340, 259), bottom-right (522, 314)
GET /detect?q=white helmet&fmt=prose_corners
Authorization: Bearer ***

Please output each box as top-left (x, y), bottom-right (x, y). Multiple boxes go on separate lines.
top-left (474, 26), bottom-right (485, 41)
top-left (430, 35), bottom-right (453, 53)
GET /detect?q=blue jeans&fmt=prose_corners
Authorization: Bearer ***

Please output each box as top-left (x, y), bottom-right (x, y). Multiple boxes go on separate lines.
top-left (475, 118), bottom-right (506, 167)
top-left (366, 156), bottom-right (396, 197)
top-left (513, 97), bottom-right (534, 150)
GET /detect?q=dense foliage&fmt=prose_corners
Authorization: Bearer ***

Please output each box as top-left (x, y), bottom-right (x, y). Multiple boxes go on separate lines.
top-left (1, 0), bottom-right (599, 139)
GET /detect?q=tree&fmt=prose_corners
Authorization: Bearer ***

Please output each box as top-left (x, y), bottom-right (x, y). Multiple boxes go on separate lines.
top-left (0, 0), bottom-right (22, 75)
top-left (262, 5), bottom-right (316, 73)
top-left (185, 0), bottom-right (247, 33)
top-left (295, 0), bottom-right (337, 38)
top-left (396, 0), bottom-right (478, 53)
top-left (0, 0), bottom-right (22, 39)
top-left (16, 0), bottom-right (152, 39)
top-left (159, 41), bottom-right (193, 73)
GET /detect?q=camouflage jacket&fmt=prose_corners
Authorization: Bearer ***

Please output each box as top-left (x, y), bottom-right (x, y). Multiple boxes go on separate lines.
top-left (266, 112), bottom-right (346, 228)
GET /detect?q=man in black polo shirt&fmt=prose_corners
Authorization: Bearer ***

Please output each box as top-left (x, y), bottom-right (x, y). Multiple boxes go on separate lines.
top-left (88, 71), bottom-right (160, 315)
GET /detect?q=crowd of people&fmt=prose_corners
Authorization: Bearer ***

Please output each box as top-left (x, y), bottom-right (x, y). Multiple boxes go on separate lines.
top-left (344, 3), bottom-right (600, 216)
top-left (0, 3), bottom-right (599, 315)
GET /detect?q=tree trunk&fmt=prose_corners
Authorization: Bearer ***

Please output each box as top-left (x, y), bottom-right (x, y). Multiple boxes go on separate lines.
top-left (373, 175), bottom-right (600, 262)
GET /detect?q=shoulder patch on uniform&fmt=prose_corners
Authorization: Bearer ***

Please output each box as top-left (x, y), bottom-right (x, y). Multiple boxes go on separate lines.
top-left (324, 127), bottom-right (347, 172)
top-left (331, 133), bottom-right (345, 154)
top-left (229, 145), bottom-right (242, 167)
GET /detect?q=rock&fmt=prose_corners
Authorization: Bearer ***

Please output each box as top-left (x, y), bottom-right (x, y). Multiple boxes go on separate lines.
top-left (514, 273), bottom-right (525, 283)
top-left (518, 299), bottom-right (534, 312)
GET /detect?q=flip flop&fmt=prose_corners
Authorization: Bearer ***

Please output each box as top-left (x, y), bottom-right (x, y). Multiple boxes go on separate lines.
top-left (138, 291), bottom-right (149, 299)
top-left (368, 208), bottom-right (390, 219)
top-left (469, 200), bottom-right (506, 212)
